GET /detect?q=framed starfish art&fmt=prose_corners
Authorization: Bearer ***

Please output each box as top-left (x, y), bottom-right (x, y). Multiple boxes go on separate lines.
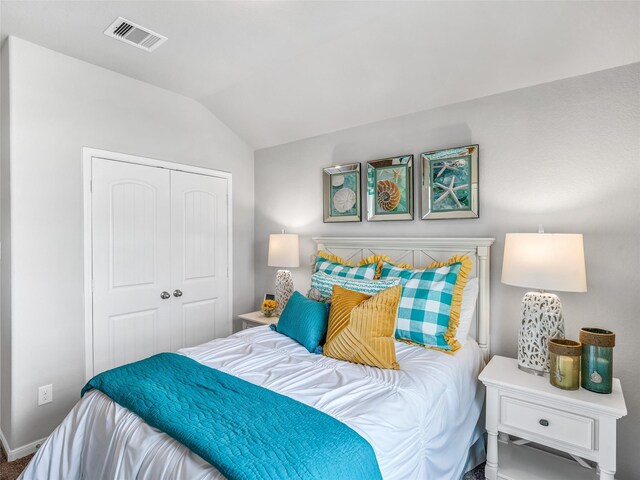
top-left (421, 145), bottom-right (479, 219)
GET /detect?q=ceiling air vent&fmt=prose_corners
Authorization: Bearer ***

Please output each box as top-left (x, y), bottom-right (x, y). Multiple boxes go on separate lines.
top-left (104, 17), bottom-right (167, 52)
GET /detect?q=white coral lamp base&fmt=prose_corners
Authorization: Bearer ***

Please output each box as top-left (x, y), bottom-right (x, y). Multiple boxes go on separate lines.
top-left (274, 269), bottom-right (294, 316)
top-left (518, 291), bottom-right (565, 375)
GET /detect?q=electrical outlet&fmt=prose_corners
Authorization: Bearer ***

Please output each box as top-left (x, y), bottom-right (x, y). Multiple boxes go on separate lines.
top-left (38, 384), bottom-right (53, 406)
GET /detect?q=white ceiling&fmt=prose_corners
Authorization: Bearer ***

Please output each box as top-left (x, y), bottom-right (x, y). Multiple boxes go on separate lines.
top-left (2, 1), bottom-right (639, 149)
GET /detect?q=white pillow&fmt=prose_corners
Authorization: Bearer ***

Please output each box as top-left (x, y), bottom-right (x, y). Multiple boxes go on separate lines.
top-left (455, 277), bottom-right (478, 346)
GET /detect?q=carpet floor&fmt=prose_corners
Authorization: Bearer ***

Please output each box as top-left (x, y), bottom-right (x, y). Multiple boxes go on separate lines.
top-left (0, 448), bottom-right (33, 480)
top-left (463, 462), bottom-right (486, 479)
top-left (0, 448), bottom-right (484, 480)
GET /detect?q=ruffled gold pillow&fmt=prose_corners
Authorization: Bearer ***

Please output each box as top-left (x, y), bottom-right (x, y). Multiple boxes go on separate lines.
top-left (378, 255), bottom-right (472, 352)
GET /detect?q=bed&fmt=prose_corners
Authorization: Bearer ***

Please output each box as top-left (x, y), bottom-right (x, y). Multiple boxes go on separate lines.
top-left (21, 236), bottom-right (494, 480)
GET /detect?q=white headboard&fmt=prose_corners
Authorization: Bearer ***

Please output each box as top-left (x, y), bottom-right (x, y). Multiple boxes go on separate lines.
top-left (312, 237), bottom-right (495, 360)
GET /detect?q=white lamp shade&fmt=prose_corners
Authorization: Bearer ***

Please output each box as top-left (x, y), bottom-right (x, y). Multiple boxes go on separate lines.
top-left (501, 233), bottom-right (587, 292)
top-left (267, 234), bottom-right (300, 268)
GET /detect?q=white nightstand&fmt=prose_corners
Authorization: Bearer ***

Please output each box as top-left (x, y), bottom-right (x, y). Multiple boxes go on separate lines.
top-left (479, 356), bottom-right (627, 480)
top-left (238, 311), bottom-right (278, 330)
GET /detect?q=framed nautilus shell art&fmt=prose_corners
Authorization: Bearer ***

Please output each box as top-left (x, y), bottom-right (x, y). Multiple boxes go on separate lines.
top-left (421, 145), bottom-right (479, 220)
top-left (322, 163), bottom-right (361, 222)
top-left (366, 155), bottom-right (413, 221)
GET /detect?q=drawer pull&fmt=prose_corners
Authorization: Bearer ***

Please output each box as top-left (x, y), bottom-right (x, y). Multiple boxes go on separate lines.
top-left (539, 419), bottom-right (549, 427)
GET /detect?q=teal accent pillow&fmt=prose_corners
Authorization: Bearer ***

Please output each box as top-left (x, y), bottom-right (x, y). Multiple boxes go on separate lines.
top-left (309, 271), bottom-right (401, 302)
top-left (275, 291), bottom-right (330, 353)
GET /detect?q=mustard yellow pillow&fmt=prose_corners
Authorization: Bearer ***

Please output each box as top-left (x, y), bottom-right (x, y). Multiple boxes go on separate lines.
top-left (316, 250), bottom-right (353, 266)
top-left (323, 284), bottom-right (402, 370)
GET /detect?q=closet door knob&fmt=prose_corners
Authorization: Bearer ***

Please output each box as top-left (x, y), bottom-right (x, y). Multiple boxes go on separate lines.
top-left (160, 291), bottom-right (170, 300)
top-left (173, 289), bottom-right (183, 298)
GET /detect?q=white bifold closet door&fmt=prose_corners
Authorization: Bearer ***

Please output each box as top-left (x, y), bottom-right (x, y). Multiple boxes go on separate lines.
top-left (91, 158), bottom-right (229, 375)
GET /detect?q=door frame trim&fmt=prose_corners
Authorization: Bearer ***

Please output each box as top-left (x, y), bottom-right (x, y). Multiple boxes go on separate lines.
top-left (82, 147), bottom-right (233, 381)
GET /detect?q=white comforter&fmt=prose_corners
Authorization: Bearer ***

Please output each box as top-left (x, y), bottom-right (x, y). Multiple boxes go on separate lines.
top-left (21, 327), bottom-right (485, 480)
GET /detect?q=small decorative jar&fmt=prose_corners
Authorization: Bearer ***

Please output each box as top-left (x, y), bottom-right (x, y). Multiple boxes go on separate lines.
top-left (548, 339), bottom-right (581, 390)
top-left (261, 299), bottom-right (277, 318)
top-left (580, 328), bottom-right (615, 394)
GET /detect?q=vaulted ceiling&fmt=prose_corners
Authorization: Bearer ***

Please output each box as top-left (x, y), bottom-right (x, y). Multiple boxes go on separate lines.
top-left (2, 1), bottom-right (639, 149)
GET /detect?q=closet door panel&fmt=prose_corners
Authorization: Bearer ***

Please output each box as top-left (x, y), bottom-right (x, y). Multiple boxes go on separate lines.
top-left (181, 299), bottom-right (217, 348)
top-left (171, 171), bottom-right (229, 349)
top-left (92, 158), bottom-right (172, 375)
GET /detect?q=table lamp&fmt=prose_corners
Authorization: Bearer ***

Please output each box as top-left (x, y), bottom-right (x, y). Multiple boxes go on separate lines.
top-left (501, 230), bottom-right (587, 375)
top-left (268, 232), bottom-right (300, 316)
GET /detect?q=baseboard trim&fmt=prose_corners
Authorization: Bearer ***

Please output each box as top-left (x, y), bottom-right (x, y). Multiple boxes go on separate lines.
top-left (0, 428), bottom-right (44, 461)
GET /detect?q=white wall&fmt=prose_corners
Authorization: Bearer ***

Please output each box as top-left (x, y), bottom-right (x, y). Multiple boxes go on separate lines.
top-left (1, 37), bottom-right (255, 450)
top-left (254, 63), bottom-right (640, 478)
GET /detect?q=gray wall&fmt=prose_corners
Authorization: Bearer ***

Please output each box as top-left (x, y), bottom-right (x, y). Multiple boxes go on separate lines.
top-left (255, 63), bottom-right (640, 478)
top-left (0, 36), bottom-right (12, 445)
top-left (1, 37), bottom-right (254, 450)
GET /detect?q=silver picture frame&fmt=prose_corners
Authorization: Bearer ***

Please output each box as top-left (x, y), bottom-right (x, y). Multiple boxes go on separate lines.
top-left (366, 155), bottom-right (414, 221)
top-left (421, 145), bottom-right (479, 220)
top-left (323, 163), bottom-right (361, 223)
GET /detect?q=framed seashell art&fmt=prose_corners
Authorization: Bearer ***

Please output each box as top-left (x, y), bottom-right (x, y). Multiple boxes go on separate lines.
top-left (366, 155), bottom-right (414, 221)
top-left (421, 145), bottom-right (479, 220)
top-left (323, 163), bottom-right (361, 222)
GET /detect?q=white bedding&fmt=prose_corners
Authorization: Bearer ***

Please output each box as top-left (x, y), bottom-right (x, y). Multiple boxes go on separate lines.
top-left (21, 326), bottom-right (485, 480)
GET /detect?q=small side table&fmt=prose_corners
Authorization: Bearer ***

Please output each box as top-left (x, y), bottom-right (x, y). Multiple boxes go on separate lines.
top-left (479, 355), bottom-right (627, 480)
top-left (238, 311), bottom-right (278, 330)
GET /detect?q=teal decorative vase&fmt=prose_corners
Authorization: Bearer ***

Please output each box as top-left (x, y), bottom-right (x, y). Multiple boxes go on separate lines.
top-left (580, 328), bottom-right (615, 394)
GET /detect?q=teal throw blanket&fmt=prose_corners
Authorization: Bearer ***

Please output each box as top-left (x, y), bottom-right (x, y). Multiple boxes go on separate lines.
top-left (82, 353), bottom-right (382, 480)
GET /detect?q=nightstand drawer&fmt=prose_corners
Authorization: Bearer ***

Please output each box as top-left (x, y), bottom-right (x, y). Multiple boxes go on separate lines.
top-left (501, 396), bottom-right (594, 451)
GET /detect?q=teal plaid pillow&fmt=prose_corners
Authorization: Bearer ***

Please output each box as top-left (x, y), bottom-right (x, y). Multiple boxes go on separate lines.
top-left (314, 255), bottom-right (376, 280)
top-left (380, 260), bottom-right (466, 351)
top-left (309, 271), bottom-right (400, 302)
